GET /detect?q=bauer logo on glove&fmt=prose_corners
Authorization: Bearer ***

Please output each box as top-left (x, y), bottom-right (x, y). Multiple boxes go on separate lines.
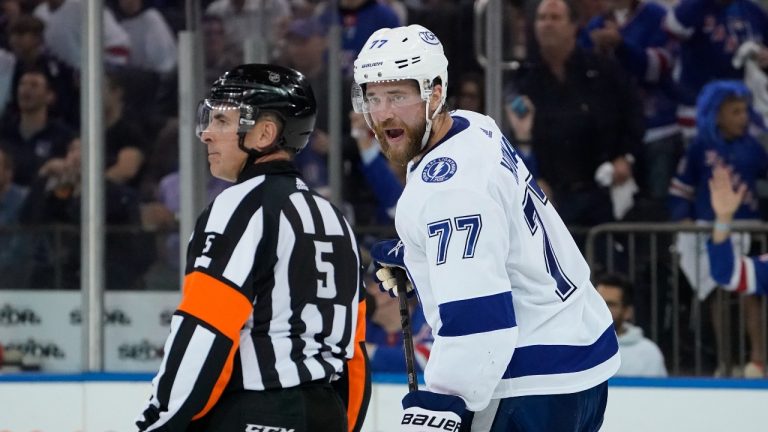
top-left (370, 239), bottom-right (415, 297)
top-left (400, 390), bottom-right (465, 432)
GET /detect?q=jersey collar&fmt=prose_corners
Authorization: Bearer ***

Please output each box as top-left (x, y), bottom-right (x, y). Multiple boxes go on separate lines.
top-left (237, 159), bottom-right (301, 183)
top-left (409, 114), bottom-right (470, 173)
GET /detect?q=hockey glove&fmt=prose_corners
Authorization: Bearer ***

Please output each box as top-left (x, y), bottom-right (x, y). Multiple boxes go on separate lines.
top-left (401, 390), bottom-right (466, 432)
top-left (370, 239), bottom-right (414, 298)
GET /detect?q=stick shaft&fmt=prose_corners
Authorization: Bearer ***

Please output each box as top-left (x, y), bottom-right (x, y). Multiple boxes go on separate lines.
top-left (395, 268), bottom-right (418, 392)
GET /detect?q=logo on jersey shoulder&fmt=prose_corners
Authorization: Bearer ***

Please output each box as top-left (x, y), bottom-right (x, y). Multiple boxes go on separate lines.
top-left (419, 31), bottom-right (440, 45)
top-left (422, 157), bottom-right (457, 183)
top-left (296, 178), bottom-right (308, 191)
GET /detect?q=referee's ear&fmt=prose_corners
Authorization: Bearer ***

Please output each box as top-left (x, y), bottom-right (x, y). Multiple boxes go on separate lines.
top-left (246, 115), bottom-right (282, 151)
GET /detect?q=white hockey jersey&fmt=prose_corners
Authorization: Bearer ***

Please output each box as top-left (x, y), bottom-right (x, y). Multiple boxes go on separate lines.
top-left (396, 110), bottom-right (620, 412)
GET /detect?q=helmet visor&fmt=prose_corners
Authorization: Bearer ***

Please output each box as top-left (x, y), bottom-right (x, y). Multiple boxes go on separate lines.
top-left (351, 82), bottom-right (424, 114)
top-left (196, 99), bottom-right (246, 138)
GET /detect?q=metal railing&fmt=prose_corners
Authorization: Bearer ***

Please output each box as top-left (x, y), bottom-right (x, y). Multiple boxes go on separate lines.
top-left (586, 222), bottom-right (768, 377)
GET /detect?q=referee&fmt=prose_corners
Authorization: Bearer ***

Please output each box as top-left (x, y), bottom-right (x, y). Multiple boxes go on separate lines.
top-left (136, 64), bottom-right (370, 432)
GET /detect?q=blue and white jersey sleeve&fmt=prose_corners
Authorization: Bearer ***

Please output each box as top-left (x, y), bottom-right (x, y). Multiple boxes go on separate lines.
top-left (400, 187), bottom-right (517, 412)
top-left (708, 238), bottom-right (768, 295)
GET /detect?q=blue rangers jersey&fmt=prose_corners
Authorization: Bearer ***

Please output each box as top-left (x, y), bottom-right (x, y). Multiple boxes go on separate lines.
top-left (668, 135), bottom-right (767, 220)
top-left (395, 110), bottom-right (619, 411)
top-left (708, 238), bottom-right (768, 295)
top-left (581, 1), bottom-right (679, 141)
top-left (664, 0), bottom-right (768, 131)
top-left (668, 81), bottom-right (768, 221)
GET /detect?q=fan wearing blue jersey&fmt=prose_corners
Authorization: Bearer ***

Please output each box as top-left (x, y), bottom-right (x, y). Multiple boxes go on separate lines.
top-left (352, 24), bottom-right (619, 432)
top-left (669, 80), bottom-right (767, 377)
top-left (580, 0), bottom-right (682, 201)
top-left (664, 0), bottom-right (768, 137)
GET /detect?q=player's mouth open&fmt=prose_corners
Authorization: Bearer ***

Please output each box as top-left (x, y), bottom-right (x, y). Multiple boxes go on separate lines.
top-left (385, 129), bottom-right (405, 140)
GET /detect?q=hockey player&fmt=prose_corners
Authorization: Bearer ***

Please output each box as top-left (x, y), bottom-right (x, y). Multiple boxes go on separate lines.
top-left (354, 24), bottom-right (619, 431)
top-left (136, 64), bottom-right (370, 432)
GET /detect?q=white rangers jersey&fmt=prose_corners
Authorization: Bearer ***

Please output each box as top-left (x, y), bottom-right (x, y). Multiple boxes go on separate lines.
top-left (396, 110), bottom-right (620, 412)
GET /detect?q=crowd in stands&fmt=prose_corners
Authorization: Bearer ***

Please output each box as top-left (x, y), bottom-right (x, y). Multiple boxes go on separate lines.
top-left (2, 0), bottom-right (768, 377)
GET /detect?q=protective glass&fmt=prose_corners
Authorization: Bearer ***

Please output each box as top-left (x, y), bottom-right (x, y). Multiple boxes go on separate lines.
top-left (351, 82), bottom-right (424, 114)
top-left (195, 99), bottom-right (244, 138)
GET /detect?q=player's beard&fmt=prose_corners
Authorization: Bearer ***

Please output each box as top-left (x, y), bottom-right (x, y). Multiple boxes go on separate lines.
top-left (373, 116), bottom-right (426, 166)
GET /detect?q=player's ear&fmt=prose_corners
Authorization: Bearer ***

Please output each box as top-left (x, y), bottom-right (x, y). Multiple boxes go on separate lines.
top-left (429, 83), bottom-right (444, 112)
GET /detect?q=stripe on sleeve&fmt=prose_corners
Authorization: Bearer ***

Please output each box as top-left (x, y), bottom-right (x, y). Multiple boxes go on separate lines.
top-left (437, 291), bottom-right (516, 337)
top-left (178, 271), bottom-right (253, 340)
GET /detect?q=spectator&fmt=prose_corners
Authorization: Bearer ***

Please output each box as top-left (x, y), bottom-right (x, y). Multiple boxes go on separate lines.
top-left (669, 80), bottom-right (766, 377)
top-left (114, 0), bottom-right (177, 74)
top-left (664, 0), bottom-right (768, 137)
top-left (0, 67), bottom-right (74, 187)
top-left (202, 14), bottom-right (242, 86)
top-left (452, 71), bottom-right (485, 114)
top-left (205, 0), bottom-right (291, 62)
top-left (507, 0), bottom-right (644, 226)
top-left (318, 0), bottom-right (400, 78)
top-left (282, 17), bottom-right (328, 129)
top-left (20, 137), bottom-right (154, 289)
top-left (0, 0), bottom-right (22, 49)
top-left (0, 145), bottom-right (29, 288)
top-left (33, 0), bottom-right (131, 69)
top-left (364, 273), bottom-right (431, 373)
top-left (580, 0), bottom-right (682, 204)
top-left (281, 17), bottom-right (334, 196)
top-left (0, 146), bottom-right (25, 224)
top-left (6, 14), bottom-right (78, 127)
top-left (104, 70), bottom-right (148, 190)
top-left (596, 273), bottom-right (668, 377)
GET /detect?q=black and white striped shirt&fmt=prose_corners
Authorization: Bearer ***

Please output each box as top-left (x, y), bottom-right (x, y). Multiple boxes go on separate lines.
top-left (137, 160), bottom-right (362, 431)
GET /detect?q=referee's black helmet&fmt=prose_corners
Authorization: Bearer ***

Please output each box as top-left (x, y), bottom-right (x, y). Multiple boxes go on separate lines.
top-left (200, 64), bottom-right (317, 154)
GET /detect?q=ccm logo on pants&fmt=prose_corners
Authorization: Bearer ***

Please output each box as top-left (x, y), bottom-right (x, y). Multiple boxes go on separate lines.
top-left (244, 425), bottom-right (295, 432)
top-left (402, 413), bottom-right (461, 431)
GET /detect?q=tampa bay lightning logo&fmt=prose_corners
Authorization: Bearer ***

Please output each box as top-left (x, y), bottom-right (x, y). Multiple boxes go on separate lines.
top-left (422, 157), bottom-right (457, 183)
top-left (419, 31), bottom-right (440, 45)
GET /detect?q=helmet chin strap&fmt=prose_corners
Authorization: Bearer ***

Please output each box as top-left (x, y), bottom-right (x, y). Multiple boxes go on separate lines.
top-left (420, 98), bottom-right (444, 150)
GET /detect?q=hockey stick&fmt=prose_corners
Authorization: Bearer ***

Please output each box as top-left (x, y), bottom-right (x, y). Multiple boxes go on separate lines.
top-left (394, 267), bottom-right (419, 392)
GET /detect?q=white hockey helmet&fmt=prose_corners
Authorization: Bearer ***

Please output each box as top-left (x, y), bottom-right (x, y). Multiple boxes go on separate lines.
top-left (352, 25), bottom-right (448, 149)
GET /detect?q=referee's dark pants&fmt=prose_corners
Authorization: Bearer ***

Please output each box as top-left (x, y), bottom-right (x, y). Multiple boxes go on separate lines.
top-left (189, 381), bottom-right (347, 432)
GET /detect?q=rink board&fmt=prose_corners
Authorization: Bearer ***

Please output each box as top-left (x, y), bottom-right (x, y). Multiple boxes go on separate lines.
top-left (0, 374), bottom-right (766, 432)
